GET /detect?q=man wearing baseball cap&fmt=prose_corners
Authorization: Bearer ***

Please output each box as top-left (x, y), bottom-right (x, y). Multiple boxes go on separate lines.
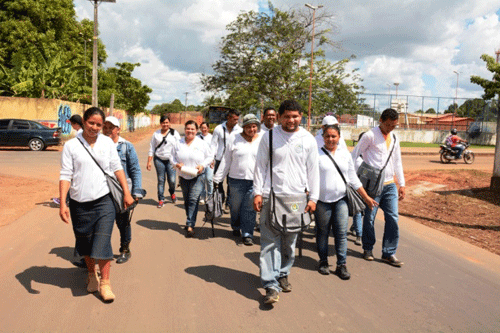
top-left (315, 115), bottom-right (348, 151)
top-left (103, 116), bottom-right (146, 264)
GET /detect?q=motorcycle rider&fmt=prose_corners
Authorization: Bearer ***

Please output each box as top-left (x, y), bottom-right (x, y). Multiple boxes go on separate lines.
top-left (445, 129), bottom-right (467, 159)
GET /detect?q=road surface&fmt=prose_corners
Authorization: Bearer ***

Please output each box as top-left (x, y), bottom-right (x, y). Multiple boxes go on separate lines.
top-left (0, 135), bottom-right (499, 332)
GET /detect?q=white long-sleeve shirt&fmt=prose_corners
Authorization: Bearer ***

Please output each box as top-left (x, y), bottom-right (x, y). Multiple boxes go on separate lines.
top-left (170, 136), bottom-right (212, 180)
top-left (318, 147), bottom-right (362, 203)
top-left (148, 129), bottom-right (181, 160)
top-left (211, 121), bottom-right (242, 161)
top-left (253, 126), bottom-right (320, 202)
top-left (60, 132), bottom-right (123, 202)
top-left (351, 126), bottom-right (405, 187)
top-left (213, 132), bottom-right (263, 183)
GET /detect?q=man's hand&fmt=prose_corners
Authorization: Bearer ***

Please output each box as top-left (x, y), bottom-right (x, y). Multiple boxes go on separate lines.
top-left (253, 195), bottom-right (263, 212)
top-left (305, 200), bottom-right (316, 213)
top-left (398, 187), bottom-right (406, 201)
top-left (59, 204), bottom-right (70, 224)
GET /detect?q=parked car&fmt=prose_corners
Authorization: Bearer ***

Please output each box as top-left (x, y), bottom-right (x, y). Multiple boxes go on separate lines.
top-left (0, 119), bottom-right (61, 151)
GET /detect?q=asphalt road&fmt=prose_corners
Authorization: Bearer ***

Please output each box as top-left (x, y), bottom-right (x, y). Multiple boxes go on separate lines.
top-left (0, 136), bottom-right (499, 332)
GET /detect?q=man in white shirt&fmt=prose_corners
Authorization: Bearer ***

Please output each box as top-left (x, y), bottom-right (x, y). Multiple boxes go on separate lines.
top-left (351, 108), bottom-right (406, 267)
top-left (260, 107), bottom-right (276, 132)
top-left (253, 99), bottom-right (319, 304)
top-left (211, 109), bottom-right (242, 211)
top-left (315, 115), bottom-right (348, 151)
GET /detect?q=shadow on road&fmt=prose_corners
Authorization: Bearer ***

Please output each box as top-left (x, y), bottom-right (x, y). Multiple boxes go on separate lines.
top-left (400, 212), bottom-right (500, 230)
top-left (49, 246), bottom-right (76, 263)
top-left (15, 266), bottom-right (88, 296)
top-left (185, 265), bottom-right (274, 309)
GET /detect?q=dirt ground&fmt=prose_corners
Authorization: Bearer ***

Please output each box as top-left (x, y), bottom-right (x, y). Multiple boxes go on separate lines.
top-left (400, 169), bottom-right (500, 256)
top-left (0, 127), bottom-right (156, 227)
top-left (1, 128), bottom-right (499, 257)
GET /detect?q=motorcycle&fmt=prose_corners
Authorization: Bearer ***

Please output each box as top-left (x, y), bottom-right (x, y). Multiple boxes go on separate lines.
top-left (439, 143), bottom-right (475, 164)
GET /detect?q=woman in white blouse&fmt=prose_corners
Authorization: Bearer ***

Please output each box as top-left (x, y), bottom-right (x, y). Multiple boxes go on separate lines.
top-left (171, 120), bottom-right (212, 237)
top-left (59, 107), bottom-right (134, 302)
top-left (315, 124), bottom-right (376, 280)
top-left (213, 114), bottom-right (262, 246)
top-left (197, 122), bottom-right (214, 204)
top-left (146, 114), bottom-right (181, 208)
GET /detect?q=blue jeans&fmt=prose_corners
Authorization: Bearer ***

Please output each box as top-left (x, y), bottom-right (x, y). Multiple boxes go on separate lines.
top-left (351, 213), bottom-right (363, 237)
top-left (259, 198), bottom-right (299, 291)
top-left (228, 177), bottom-right (256, 238)
top-left (314, 198), bottom-right (349, 266)
top-left (154, 157), bottom-right (176, 201)
top-left (362, 182), bottom-right (399, 257)
top-left (200, 165), bottom-right (214, 199)
top-left (179, 176), bottom-right (204, 227)
top-left (453, 144), bottom-right (465, 158)
top-left (116, 210), bottom-right (131, 245)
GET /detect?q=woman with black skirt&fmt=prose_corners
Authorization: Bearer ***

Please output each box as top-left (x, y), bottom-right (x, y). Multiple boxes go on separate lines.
top-left (59, 107), bottom-right (134, 302)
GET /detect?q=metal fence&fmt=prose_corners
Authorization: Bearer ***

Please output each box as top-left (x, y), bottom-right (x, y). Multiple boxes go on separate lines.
top-left (346, 93), bottom-right (498, 133)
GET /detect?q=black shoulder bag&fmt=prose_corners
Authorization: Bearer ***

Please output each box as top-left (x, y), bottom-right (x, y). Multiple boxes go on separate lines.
top-left (268, 129), bottom-right (311, 234)
top-left (321, 147), bottom-right (366, 216)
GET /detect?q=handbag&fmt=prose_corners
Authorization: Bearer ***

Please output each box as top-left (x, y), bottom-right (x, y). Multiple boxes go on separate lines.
top-left (268, 129), bottom-right (312, 234)
top-left (78, 138), bottom-right (135, 214)
top-left (356, 133), bottom-right (396, 198)
top-left (321, 147), bottom-right (366, 217)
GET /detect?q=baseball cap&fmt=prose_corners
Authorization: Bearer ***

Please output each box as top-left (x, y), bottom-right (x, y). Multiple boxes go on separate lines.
top-left (322, 115), bottom-right (338, 126)
top-left (105, 116), bottom-right (120, 128)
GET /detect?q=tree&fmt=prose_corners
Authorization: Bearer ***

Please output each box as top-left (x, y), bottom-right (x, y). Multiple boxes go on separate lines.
top-left (414, 110), bottom-right (423, 114)
top-left (201, 5), bottom-right (362, 115)
top-left (470, 53), bottom-right (500, 191)
top-left (456, 98), bottom-right (487, 118)
top-left (425, 108), bottom-right (436, 114)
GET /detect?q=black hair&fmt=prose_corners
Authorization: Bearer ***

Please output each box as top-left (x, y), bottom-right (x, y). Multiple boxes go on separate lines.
top-left (160, 114), bottom-right (170, 123)
top-left (278, 100), bottom-right (303, 116)
top-left (263, 107), bottom-right (276, 116)
top-left (69, 114), bottom-right (83, 127)
top-left (322, 124), bottom-right (340, 137)
top-left (83, 107), bottom-right (105, 122)
top-left (185, 120), bottom-right (199, 130)
top-left (380, 108), bottom-right (398, 122)
top-left (200, 122), bottom-right (209, 128)
top-left (226, 109), bottom-right (240, 118)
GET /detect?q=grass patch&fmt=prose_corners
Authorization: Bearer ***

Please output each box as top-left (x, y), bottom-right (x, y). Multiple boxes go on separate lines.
top-left (345, 140), bottom-right (494, 149)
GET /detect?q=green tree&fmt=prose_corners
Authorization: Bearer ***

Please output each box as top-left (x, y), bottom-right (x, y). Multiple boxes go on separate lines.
top-left (414, 110), bottom-right (423, 114)
top-left (201, 5), bottom-right (362, 114)
top-left (456, 98), bottom-right (487, 118)
top-left (425, 108), bottom-right (436, 114)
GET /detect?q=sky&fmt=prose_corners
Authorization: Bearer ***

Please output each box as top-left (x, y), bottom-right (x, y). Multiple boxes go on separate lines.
top-left (73, 0), bottom-right (500, 112)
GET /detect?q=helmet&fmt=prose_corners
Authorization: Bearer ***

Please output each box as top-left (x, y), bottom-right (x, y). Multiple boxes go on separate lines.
top-left (451, 129), bottom-right (457, 135)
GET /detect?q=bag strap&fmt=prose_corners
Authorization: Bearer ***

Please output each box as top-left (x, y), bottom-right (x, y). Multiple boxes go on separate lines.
top-left (77, 137), bottom-right (108, 177)
top-left (321, 147), bottom-right (347, 185)
top-left (269, 129), bottom-right (273, 190)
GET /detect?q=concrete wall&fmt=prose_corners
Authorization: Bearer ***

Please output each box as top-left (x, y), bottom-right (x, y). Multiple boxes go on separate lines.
top-left (339, 126), bottom-right (496, 145)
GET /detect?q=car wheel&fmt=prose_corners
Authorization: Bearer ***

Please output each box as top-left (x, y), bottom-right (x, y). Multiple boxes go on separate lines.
top-left (29, 138), bottom-right (44, 151)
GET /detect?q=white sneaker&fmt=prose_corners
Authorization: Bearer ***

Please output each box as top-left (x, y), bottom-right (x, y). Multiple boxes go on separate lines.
top-left (199, 199), bottom-right (205, 205)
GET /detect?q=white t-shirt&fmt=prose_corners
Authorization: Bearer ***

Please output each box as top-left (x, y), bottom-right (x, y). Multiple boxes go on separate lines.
top-left (60, 132), bottom-right (123, 202)
top-left (213, 132), bottom-right (263, 183)
top-left (148, 129), bottom-right (181, 160)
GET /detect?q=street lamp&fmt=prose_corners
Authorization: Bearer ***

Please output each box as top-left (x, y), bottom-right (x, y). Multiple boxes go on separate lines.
top-left (393, 82), bottom-right (399, 100)
top-left (453, 70), bottom-right (461, 129)
top-left (88, 0), bottom-right (116, 107)
top-left (305, 3), bottom-right (323, 131)
top-left (386, 83), bottom-right (391, 107)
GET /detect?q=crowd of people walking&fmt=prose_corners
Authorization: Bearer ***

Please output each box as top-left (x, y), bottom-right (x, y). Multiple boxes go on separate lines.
top-left (58, 101), bottom-right (405, 305)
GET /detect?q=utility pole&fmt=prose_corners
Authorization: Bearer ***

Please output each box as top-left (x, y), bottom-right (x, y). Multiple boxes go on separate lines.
top-left (184, 92), bottom-right (189, 111)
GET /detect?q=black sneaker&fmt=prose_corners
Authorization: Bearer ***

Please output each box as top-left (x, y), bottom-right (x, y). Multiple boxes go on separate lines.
top-left (335, 265), bottom-right (351, 280)
top-left (242, 237), bottom-right (253, 246)
top-left (232, 229), bottom-right (241, 237)
top-left (116, 250), bottom-right (131, 264)
top-left (263, 288), bottom-right (279, 304)
top-left (277, 276), bottom-right (292, 293)
top-left (318, 264), bottom-right (330, 275)
top-left (382, 255), bottom-right (404, 267)
top-left (72, 258), bottom-right (87, 268)
top-left (363, 250), bottom-right (374, 261)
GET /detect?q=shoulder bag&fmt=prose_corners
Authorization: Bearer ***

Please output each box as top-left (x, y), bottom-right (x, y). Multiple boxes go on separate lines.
top-left (321, 147), bottom-right (366, 217)
top-left (356, 133), bottom-right (396, 198)
top-left (268, 129), bottom-right (311, 234)
top-left (78, 138), bottom-right (136, 214)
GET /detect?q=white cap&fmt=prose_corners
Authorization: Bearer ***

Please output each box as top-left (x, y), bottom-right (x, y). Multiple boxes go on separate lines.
top-left (105, 116), bottom-right (120, 128)
top-left (322, 115), bottom-right (338, 126)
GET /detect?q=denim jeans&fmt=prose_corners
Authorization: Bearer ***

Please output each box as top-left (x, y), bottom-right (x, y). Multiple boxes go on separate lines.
top-left (351, 212), bottom-right (363, 237)
top-left (116, 210), bottom-right (131, 245)
top-left (154, 156), bottom-right (176, 201)
top-left (179, 176), bottom-right (204, 227)
top-left (362, 182), bottom-right (399, 257)
top-left (259, 198), bottom-right (299, 291)
top-left (453, 144), bottom-right (465, 158)
top-left (314, 198), bottom-right (349, 266)
top-left (200, 165), bottom-right (214, 200)
top-left (228, 177), bottom-right (256, 238)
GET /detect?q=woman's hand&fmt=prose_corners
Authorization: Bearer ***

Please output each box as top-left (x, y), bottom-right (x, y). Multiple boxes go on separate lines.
top-left (124, 193), bottom-right (135, 209)
top-left (60, 203), bottom-right (70, 224)
top-left (196, 165), bottom-right (204, 174)
top-left (253, 195), bottom-right (263, 212)
top-left (146, 161), bottom-right (152, 171)
top-left (363, 196), bottom-right (379, 210)
top-left (175, 163), bottom-right (184, 170)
